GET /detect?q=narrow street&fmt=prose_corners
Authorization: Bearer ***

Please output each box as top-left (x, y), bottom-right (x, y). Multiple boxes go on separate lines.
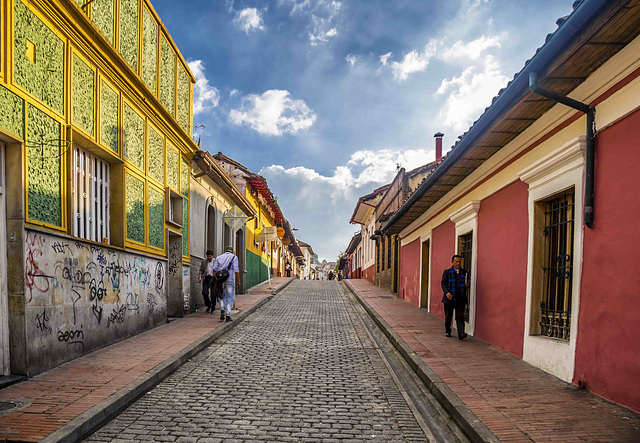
top-left (84, 281), bottom-right (465, 442)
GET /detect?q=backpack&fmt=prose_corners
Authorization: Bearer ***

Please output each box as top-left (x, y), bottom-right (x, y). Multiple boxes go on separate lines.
top-left (213, 256), bottom-right (235, 283)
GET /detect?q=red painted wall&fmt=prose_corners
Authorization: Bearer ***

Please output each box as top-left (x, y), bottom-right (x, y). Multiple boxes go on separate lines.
top-left (475, 180), bottom-right (529, 357)
top-left (362, 265), bottom-right (374, 283)
top-left (575, 108), bottom-right (640, 413)
top-left (399, 238), bottom-right (421, 306)
top-left (429, 220), bottom-right (455, 318)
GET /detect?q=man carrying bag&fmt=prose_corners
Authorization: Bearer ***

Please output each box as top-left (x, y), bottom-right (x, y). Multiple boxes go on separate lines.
top-left (212, 246), bottom-right (240, 322)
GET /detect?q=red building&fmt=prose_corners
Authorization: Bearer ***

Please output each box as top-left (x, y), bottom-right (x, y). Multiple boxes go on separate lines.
top-left (384, 0), bottom-right (640, 413)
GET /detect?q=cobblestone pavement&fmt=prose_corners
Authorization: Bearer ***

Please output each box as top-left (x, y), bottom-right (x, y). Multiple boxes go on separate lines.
top-left (85, 281), bottom-right (434, 442)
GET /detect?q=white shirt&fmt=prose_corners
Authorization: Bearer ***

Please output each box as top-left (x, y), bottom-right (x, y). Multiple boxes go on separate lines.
top-left (206, 259), bottom-right (215, 276)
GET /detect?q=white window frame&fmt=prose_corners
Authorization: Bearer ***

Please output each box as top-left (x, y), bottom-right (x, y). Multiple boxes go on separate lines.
top-left (450, 201), bottom-right (480, 335)
top-left (518, 136), bottom-right (586, 382)
top-left (73, 146), bottom-right (110, 243)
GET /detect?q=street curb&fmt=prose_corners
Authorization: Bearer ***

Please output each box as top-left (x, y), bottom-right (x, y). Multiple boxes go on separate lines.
top-left (271, 277), bottom-right (296, 295)
top-left (343, 281), bottom-right (499, 443)
top-left (41, 294), bottom-right (274, 443)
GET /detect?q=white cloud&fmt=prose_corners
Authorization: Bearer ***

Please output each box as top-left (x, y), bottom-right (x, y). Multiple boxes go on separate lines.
top-left (233, 8), bottom-right (265, 34)
top-left (436, 55), bottom-right (508, 132)
top-left (386, 40), bottom-right (439, 81)
top-left (379, 52), bottom-right (392, 66)
top-left (229, 90), bottom-right (317, 136)
top-left (442, 35), bottom-right (501, 60)
top-left (345, 54), bottom-right (358, 66)
top-left (259, 147), bottom-right (434, 260)
top-left (282, 0), bottom-right (341, 45)
top-left (187, 60), bottom-right (220, 115)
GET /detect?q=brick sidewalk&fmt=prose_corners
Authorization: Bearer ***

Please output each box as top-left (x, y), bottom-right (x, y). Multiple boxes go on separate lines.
top-left (0, 290), bottom-right (273, 442)
top-left (346, 279), bottom-right (640, 442)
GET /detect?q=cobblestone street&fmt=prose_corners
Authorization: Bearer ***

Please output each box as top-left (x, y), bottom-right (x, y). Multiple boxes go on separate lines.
top-left (85, 281), bottom-right (442, 442)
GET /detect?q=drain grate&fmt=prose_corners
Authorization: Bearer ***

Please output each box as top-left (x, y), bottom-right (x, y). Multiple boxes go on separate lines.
top-left (378, 296), bottom-right (394, 299)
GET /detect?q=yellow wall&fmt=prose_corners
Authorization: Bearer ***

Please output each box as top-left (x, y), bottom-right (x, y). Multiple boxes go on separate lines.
top-left (0, 0), bottom-right (197, 259)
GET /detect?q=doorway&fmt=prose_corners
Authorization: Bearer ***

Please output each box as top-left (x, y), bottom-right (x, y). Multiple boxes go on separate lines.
top-left (0, 143), bottom-right (9, 375)
top-left (420, 240), bottom-right (430, 308)
top-left (206, 204), bottom-right (216, 254)
top-left (235, 228), bottom-right (244, 293)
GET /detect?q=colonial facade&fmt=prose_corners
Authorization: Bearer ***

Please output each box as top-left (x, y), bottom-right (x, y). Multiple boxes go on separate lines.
top-left (188, 150), bottom-right (256, 305)
top-left (1, 0), bottom-right (196, 375)
top-left (373, 148), bottom-right (440, 294)
top-left (349, 185), bottom-right (387, 283)
top-left (385, 0), bottom-right (640, 413)
top-left (213, 152), bottom-right (298, 289)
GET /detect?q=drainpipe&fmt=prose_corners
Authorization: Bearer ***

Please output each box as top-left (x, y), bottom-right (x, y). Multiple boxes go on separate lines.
top-left (529, 72), bottom-right (596, 228)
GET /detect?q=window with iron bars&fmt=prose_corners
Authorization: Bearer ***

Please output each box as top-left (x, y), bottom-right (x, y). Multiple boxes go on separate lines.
top-left (381, 236), bottom-right (385, 271)
top-left (458, 232), bottom-right (473, 323)
top-left (376, 238), bottom-right (380, 273)
top-left (72, 147), bottom-right (110, 243)
top-left (540, 191), bottom-right (575, 340)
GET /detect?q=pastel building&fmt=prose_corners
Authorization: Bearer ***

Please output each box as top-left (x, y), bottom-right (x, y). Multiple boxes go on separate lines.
top-left (384, 0), bottom-right (640, 413)
top-left (0, 0), bottom-right (197, 376)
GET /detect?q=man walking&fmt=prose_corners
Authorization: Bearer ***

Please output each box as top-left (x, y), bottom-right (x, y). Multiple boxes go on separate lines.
top-left (198, 250), bottom-right (216, 313)
top-left (214, 246), bottom-right (240, 322)
top-left (441, 255), bottom-right (470, 340)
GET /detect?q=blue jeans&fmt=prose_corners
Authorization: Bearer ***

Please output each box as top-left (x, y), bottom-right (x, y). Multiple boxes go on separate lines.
top-left (221, 279), bottom-right (235, 317)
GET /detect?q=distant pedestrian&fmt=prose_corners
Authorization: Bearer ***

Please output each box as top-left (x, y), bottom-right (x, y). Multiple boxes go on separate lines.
top-left (213, 246), bottom-right (240, 322)
top-left (198, 250), bottom-right (217, 313)
top-left (441, 255), bottom-right (470, 340)
top-left (328, 271), bottom-right (334, 280)
top-left (285, 261), bottom-right (292, 277)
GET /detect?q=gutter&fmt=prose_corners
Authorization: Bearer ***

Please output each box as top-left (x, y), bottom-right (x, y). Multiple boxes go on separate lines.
top-left (383, 0), bottom-right (612, 234)
top-left (529, 72), bottom-right (596, 228)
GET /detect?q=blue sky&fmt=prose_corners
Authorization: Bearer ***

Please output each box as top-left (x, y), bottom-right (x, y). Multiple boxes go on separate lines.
top-left (152, 0), bottom-right (573, 261)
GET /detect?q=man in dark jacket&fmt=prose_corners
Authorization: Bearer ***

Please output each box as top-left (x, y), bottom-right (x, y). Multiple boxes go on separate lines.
top-left (441, 255), bottom-right (470, 340)
top-left (198, 250), bottom-right (217, 313)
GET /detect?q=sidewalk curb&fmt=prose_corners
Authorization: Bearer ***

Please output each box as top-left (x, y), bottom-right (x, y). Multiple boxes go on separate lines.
top-left (271, 277), bottom-right (296, 295)
top-left (343, 281), bottom-right (499, 443)
top-left (41, 294), bottom-right (274, 443)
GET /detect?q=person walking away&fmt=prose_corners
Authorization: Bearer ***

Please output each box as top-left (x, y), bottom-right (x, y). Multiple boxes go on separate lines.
top-left (198, 250), bottom-right (217, 313)
top-left (441, 255), bottom-right (470, 340)
top-left (285, 261), bottom-right (292, 277)
top-left (214, 246), bottom-right (240, 322)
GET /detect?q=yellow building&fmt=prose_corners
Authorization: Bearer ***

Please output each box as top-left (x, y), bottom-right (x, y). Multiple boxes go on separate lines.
top-left (213, 152), bottom-right (296, 289)
top-left (0, 0), bottom-right (197, 376)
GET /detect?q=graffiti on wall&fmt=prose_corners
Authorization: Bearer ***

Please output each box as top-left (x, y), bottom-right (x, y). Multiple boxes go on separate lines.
top-left (25, 230), bottom-right (167, 359)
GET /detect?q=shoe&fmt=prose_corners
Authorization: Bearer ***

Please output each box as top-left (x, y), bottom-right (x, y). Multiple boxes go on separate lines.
top-left (220, 311), bottom-right (226, 320)
top-left (205, 307), bottom-right (211, 313)
top-left (225, 316), bottom-right (233, 322)
top-left (446, 333), bottom-right (452, 337)
top-left (459, 333), bottom-right (468, 341)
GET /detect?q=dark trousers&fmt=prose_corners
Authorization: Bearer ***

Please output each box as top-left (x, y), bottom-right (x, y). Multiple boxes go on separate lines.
top-left (202, 276), bottom-right (215, 309)
top-left (444, 302), bottom-right (466, 338)
top-left (286, 270), bottom-right (291, 277)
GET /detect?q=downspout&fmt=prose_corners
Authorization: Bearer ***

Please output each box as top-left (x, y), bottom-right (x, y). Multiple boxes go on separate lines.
top-left (529, 72), bottom-right (596, 228)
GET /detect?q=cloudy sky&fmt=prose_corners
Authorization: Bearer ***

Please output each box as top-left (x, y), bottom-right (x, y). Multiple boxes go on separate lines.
top-left (152, 0), bottom-right (572, 261)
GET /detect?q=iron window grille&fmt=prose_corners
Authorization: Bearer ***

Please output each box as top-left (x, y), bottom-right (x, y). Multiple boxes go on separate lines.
top-left (72, 147), bottom-right (110, 243)
top-left (540, 191), bottom-right (574, 340)
top-left (381, 236), bottom-right (385, 271)
top-left (458, 232), bottom-right (473, 323)
top-left (376, 239), bottom-right (380, 273)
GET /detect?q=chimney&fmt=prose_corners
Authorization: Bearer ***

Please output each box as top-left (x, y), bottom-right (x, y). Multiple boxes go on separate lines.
top-left (434, 132), bottom-right (444, 162)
